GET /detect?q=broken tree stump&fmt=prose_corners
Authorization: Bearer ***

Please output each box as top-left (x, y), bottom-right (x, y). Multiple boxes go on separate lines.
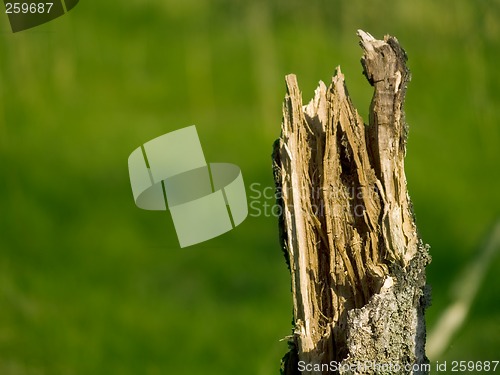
top-left (274, 30), bottom-right (431, 375)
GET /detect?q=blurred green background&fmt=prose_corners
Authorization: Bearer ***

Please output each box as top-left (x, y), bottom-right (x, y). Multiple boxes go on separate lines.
top-left (0, 0), bottom-right (499, 374)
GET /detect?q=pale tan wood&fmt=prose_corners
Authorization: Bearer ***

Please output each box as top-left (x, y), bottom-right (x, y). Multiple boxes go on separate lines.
top-left (275, 31), bottom-right (431, 375)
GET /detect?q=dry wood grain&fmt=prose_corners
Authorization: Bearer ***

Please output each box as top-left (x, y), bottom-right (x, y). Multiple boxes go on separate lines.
top-left (275, 30), bottom-right (431, 375)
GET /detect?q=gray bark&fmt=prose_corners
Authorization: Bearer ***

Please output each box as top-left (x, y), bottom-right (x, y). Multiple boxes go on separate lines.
top-left (274, 30), bottom-right (431, 375)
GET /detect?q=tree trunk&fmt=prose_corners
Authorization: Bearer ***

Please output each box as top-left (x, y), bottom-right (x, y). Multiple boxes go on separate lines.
top-left (274, 30), bottom-right (431, 375)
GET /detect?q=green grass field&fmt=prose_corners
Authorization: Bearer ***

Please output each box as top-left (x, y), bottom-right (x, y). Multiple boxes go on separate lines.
top-left (0, 1), bottom-right (499, 374)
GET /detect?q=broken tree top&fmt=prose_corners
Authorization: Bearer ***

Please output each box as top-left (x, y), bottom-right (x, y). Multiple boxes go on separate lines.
top-left (275, 30), bottom-right (430, 374)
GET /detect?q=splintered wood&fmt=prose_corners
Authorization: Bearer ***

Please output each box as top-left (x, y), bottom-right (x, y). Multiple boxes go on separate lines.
top-left (274, 31), bottom-right (431, 375)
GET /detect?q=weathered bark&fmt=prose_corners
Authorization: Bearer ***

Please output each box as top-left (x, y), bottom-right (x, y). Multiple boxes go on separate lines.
top-left (275, 31), bottom-right (431, 375)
